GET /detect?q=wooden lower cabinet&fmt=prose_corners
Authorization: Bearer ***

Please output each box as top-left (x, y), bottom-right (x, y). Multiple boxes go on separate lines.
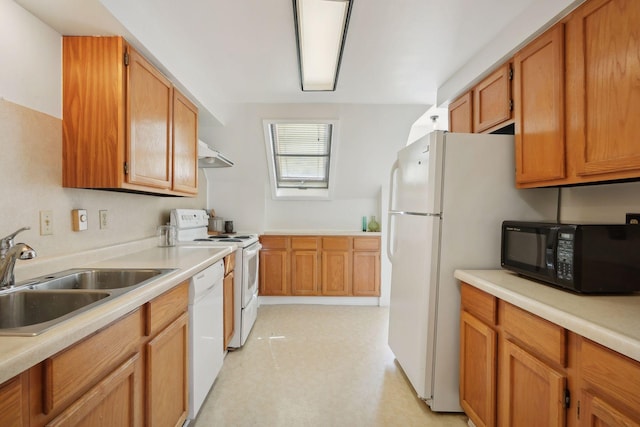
top-left (577, 338), bottom-right (640, 426)
top-left (460, 311), bottom-right (497, 427)
top-left (290, 237), bottom-right (320, 295)
top-left (352, 237), bottom-right (381, 296)
top-left (47, 354), bottom-right (141, 427)
top-left (498, 339), bottom-right (566, 427)
top-left (259, 236), bottom-right (289, 296)
top-left (0, 373), bottom-right (29, 427)
top-left (459, 282), bottom-right (640, 427)
top-left (146, 312), bottom-right (188, 427)
top-left (0, 281), bottom-right (192, 427)
top-left (223, 270), bottom-right (235, 349)
top-left (321, 236), bottom-right (351, 295)
top-left (259, 235), bottom-right (381, 297)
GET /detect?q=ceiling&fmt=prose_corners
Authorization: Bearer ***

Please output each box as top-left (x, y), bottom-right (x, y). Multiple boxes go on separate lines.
top-left (16, 0), bottom-right (541, 124)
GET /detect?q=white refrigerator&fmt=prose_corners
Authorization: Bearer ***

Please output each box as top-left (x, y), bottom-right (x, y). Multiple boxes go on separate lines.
top-left (387, 130), bottom-right (556, 412)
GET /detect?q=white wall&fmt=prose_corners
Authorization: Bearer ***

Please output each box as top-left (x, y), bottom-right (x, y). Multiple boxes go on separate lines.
top-left (0, 2), bottom-right (206, 260)
top-left (560, 182), bottom-right (640, 223)
top-left (204, 103), bottom-right (425, 233)
top-left (0, 0), bottom-right (62, 118)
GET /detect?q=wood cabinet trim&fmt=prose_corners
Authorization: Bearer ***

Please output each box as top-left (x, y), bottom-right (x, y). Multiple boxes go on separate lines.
top-left (449, 91), bottom-right (474, 133)
top-left (514, 23), bottom-right (566, 185)
top-left (473, 63), bottom-right (513, 133)
top-left (46, 353), bottom-right (140, 427)
top-left (460, 310), bottom-right (497, 427)
top-left (500, 301), bottom-right (566, 367)
top-left (146, 281), bottom-right (188, 337)
top-left (42, 308), bottom-right (143, 415)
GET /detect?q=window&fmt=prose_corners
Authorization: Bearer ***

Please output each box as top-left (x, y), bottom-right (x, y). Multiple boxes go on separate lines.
top-left (263, 120), bottom-right (339, 200)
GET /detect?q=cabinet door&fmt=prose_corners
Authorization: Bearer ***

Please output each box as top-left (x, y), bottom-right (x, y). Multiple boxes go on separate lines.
top-left (321, 251), bottom-right (350, 295)
top-left (146, 312), bottom-right (188, 427)
top-left (62, 36), bottom-right (126, 189)
top-left (514, 24), bottom-right (566, 186)
top-left (0, 374), bottom-right (29, 427)
top-left (460, 311), bottom-right (496, 427)
top-left (291, 250), bottom-right (319, 295)
top-left (580, 391), bottom-right (640, 427)
top-left (449, 91), bottom-right (473, 133)
top-left (172, 89), bottom-right (198, 194)
top-left (352, 251), bottom-right (380, 296)
top-left (223, 271), bottom-right (235, 349)
top-left (474, 63), bottom-right (513, 133)
top-left (127, 46), bottom-right (173, 190)
top-left (498, 339), bottom-right (566, 427)
top-left (567, 0), bottom-right (640, 181)
top-left (47, 355), bottom-right (141, 427)
top-left (259, 250), bottom-right (289, 295)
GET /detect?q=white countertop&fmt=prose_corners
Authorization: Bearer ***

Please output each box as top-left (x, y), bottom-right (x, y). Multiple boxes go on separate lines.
top-left (262, 230), bottom-right (381, 236)
top-left (0, 244), bottom-right (234, 384)
top-left (454, 269), bottom-right (640, 363)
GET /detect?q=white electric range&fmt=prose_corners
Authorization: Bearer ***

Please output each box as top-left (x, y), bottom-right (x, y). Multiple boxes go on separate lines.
top-left (170, 209), bottom-right (261, 348)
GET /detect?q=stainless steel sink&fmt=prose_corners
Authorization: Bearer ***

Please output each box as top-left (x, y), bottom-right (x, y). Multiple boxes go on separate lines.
top-left (0, 291), bottom-right (110, 335)
top-left (26, 268), bottom-right (170, 291)
top-left (0, 268), bottom-right (175, 336)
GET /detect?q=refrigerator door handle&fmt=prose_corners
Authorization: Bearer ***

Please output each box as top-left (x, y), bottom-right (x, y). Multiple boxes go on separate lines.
top-left (388, 159), bottom-right (399, 213)
top-left (388, 211), bottom-right (441, 217)
top-left (387, 211), bottom-right (397, 261)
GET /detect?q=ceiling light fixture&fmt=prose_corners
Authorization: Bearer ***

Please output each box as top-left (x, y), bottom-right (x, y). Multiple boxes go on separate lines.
top-left (293, 0), bottom-right (353, 91)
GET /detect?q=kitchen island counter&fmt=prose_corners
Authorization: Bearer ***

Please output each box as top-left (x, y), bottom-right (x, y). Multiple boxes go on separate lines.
top-left (455, 269), bottom-right (640, 363)
top-left (0, 242), bottom-right (234, 384)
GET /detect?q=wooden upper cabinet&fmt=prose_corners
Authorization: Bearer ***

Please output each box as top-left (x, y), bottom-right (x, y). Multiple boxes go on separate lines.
top-left (127, 46), bottom-right (173, 190)
top-left (62, 36), bottom-right (198, 196)
top-left (514, 24), bottom-right (566, 187)
top-left (473, 63), bottom-right (513, 133)
top-left (172, 89), bottom-right (199, 194)
top-left (566, 0), bottom-right (640, 182)
top-left (449, 91), bottom-right (473, 133)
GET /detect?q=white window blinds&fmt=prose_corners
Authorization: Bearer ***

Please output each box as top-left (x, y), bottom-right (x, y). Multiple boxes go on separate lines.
top-left (269, 123), bottom-right (332, 189)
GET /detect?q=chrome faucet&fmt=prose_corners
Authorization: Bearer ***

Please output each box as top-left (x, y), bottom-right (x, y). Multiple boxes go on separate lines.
top-left (0, 227), bottom-right (37, 289)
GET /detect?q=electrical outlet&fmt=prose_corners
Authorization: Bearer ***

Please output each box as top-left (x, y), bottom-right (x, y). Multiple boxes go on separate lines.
top-left (99, 210), bottom-right (108, 229)
top-left (40, 210), bottom-right (53, 235)
top-left (626, 213), bottom-right (640, 224)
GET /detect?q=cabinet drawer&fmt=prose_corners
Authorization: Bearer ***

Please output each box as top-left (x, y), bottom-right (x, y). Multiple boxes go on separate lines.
top-left (260, 236), bottom-right (288, 250)
top-left (580, 337), bottom-right (640, 414)
top-left (43, 308), bottom-right (143, 414)
top-left (224, 252), bottom-right (235, 275)
top-left (500, 302), bottom-right (566, 366)
top-left (322, 237), bottom-right (350, 251)
top-left (461, 282), bottom-right (497, 325)
top-left (146, 281), bottom-right (188, 336)
top-left (291, 237), bottom-right (319, 250)
top-left (353, 237), bottom-right (380, 251)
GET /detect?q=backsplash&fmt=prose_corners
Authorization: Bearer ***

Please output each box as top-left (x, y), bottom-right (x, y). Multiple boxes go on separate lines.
top-left (0, 99), bottom-right (206, 259)
top-left (560, 181), bottom-right (640, 224)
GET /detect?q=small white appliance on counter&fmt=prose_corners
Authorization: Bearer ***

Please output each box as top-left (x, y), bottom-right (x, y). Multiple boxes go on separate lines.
top-left (171, 209), bottom-right (261, 348)
top-left (387, 130), bottom-right (556, 411)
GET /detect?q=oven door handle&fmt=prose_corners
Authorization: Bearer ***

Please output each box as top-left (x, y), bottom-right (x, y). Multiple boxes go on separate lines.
top-left (244, 243), bottom-right (262, 257)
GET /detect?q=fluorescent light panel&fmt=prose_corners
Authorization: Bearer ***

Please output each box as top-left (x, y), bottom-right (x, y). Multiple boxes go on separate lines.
top-left (294, 0), bottom-right (352, 91)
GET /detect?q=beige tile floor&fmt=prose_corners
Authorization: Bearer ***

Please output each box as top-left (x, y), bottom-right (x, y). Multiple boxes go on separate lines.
top-left (194, 304), bottom-right (469, 427)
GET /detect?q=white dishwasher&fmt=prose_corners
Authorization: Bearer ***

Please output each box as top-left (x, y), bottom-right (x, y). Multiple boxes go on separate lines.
top-left (188, 260), bottom-right (224, 421)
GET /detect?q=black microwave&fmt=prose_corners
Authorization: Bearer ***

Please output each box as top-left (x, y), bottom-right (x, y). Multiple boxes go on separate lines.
top-left (501, 220), bottom-right (640, 294)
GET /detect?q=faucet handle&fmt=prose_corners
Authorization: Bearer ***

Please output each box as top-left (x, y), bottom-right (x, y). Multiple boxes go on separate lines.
top-left (1, 227), bottom-right (30, 250)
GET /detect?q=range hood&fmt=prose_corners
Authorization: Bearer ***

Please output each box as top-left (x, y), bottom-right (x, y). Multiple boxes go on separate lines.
top-left (198, 140), bottom-right (234, 168)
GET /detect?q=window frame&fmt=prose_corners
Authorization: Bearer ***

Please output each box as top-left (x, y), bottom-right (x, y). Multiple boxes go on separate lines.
top-left (263, 119), bottom-right (339, 200)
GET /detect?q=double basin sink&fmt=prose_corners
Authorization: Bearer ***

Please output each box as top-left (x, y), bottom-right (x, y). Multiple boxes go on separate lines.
top-left (0, 268), bottom-right (175, 336)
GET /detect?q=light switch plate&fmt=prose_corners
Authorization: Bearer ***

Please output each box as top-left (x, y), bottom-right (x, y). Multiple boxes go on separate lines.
top-left (72, 209), bottom-right (88, 231)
